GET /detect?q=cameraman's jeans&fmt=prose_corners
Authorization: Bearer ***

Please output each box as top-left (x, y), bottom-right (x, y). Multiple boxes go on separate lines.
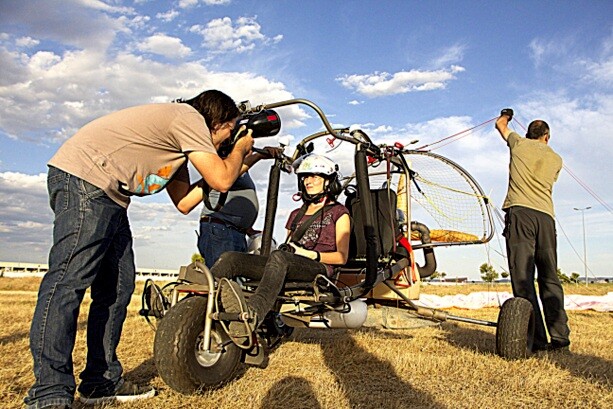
top-left (25, 167), bottom-right (135, 408)
top-left (211, 250), bottom-right (328, 322)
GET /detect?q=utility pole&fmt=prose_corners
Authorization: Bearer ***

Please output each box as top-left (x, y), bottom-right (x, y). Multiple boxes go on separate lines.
top-left (573, 206), bottom-right (591, 286)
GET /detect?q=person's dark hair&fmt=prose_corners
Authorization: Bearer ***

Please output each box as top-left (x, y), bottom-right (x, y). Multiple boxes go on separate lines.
top-left (176, 90), bottom-right (239, 131)
top-left (526, 120), bottom-right (550, 140)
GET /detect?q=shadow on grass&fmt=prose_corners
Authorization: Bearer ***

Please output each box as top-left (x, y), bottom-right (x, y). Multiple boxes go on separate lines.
top-left (290, 328), bottom-right (444, 409)
top-left (440, 321), bottom-right (613, 387)
top-left (260, 376), bottom-right (322, 409)
top-left (538, 351), bottom-right (613, 387)
top-left (125, 356), bottom-right (157, 385)
top-left (439, 321), bottom-right (497, 355)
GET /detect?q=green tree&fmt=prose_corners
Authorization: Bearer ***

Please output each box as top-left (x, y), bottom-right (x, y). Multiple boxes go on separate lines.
top-left (480, 263), bottom-right (498, 283)
top-left (191, 253), bottom-right (205, 264)
top-left (501, 271), bottom-right (509, 279)
top-left (570, 272), bottom-right (581, 284)
top-left (556, 268), bottom-right (571, 284)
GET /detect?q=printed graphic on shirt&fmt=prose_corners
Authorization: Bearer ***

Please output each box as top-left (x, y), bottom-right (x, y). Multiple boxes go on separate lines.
top-left (298, 213), bottom-right (334, 247)
top-left (134, 165), bottom-right (173, 195)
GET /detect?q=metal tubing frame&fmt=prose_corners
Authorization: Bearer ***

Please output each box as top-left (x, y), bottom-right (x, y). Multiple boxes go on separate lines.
top-left (240, 98), bottom-right (497, 327)
top-left (382, 281), bottom-right (497, 327)
top-left (178, 262), bottom-right (217, 352)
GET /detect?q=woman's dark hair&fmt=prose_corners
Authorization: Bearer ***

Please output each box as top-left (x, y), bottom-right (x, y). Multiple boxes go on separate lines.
top-left (177, 90), bottom-right (240, 131)
top-left (526, 120), bottom-right (550, 140)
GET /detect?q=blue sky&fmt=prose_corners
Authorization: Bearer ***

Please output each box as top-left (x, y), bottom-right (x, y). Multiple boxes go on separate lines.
top-left (0, 0), bottom-right (611, 280)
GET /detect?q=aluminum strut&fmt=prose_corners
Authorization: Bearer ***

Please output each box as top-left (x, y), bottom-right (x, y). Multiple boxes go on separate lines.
top-left (382, 281), bottom-right (497, 327)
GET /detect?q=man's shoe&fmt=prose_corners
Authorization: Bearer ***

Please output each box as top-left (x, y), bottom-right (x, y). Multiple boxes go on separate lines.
top-left (218, 278), bottom-right (257, 341)
top-left (533, 340), bottom-right (570, 355)
top-left (78, 380), bottom-right (155, 404)
top-left (548, 340), bottom-right (571, 353)
top-left (532, 343), bottom-right (549, 352)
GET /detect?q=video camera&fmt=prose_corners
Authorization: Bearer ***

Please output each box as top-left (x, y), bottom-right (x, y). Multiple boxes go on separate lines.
top-left (218, 101), bottom-right (281, 157)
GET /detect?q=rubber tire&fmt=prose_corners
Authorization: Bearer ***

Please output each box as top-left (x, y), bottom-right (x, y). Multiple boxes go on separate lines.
top-left (154, 296), bottom-right (241, 394)
top-left (496, 297), bottom-right (535, 360)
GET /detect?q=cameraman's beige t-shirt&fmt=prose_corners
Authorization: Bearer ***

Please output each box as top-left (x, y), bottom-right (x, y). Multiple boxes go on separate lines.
top-left (49, 103), bottom-right (216, 208)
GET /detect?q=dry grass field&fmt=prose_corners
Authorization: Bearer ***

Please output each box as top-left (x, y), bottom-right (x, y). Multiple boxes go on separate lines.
top-left (2, 277), bottom-right (611, 408)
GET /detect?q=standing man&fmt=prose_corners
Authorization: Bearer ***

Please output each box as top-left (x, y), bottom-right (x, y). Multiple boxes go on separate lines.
top-left (198, 147), bottom-right (281, 269)
top-left (495, 108), bottom-right (570, 353)
top-left (25, 90), bottom-right (253, 408)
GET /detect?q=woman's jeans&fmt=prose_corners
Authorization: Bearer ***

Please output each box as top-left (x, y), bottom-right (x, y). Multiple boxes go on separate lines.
top-left (25, 167), bottom-right (135, 408)
top-left (211, 250), bottom-right (328, 321)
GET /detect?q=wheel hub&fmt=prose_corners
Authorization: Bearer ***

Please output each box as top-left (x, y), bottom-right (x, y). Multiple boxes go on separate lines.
top-left (194, 331), bottom-right (222, 367)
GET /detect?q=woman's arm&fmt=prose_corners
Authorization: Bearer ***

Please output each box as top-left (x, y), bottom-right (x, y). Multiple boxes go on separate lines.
top-left (320, 213), bottom-right (350, 265)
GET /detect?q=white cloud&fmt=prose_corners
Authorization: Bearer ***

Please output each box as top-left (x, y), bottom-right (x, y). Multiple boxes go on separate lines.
top-left (0, 172), bottom-right (47, 190)
top-left (15, 37), bottom-right (40, 48)
top-left (156, 9), bottom-right (179, 22)
top-left (191, 16), bottom-right (282, 54)
top-left (580, 58), bottom-right (613, 86)
top-left (529, 38), bottom-right (558, 67)
top-left (0, 1), bottom-right (130, 51)
top-left (178, 0), bottom-right (199, 8)
top-left (136, 33), bottom-right (192, 58)
top-left (431, 44), bottom-right (466, 68)
top-left (0, 172), bottom-right (51, 260)
top-left (80, 0), bottom-right (135, 14)
top-left (529, 34), bottom-right (613, 87)
top-left (336, 66), bottom-right (465, 98)
top-left (0, 42), bottom-right (298, 142)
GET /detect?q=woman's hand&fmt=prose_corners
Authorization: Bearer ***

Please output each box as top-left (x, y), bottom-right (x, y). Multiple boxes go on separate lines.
top-left (289, 243), bottom-right (319, 260)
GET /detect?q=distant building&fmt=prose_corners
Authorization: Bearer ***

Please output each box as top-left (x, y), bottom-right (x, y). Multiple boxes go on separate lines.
top-left (0, 261), bottom-right (178, 280)
top-left (425, 277), bottom-right (469, 284)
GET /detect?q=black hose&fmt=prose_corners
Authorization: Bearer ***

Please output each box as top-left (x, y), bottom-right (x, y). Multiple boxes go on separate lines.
top-left (410, 221), bottom-right (437, 278)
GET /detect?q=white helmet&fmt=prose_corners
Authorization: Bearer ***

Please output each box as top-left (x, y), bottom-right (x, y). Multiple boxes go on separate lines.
top-left (295, 154), bottom-right (338, 176)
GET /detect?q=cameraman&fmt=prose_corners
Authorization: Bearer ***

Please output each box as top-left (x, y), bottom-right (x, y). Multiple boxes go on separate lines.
top-left (25, 90), bottom-right (253, 408)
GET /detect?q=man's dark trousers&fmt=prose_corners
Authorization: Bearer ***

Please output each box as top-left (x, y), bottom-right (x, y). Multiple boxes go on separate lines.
top-left (504, 206), bottom-right (570, 348)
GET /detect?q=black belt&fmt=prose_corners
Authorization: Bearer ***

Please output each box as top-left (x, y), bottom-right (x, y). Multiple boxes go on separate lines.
top-left (201, 216), bottom-right (248, 234)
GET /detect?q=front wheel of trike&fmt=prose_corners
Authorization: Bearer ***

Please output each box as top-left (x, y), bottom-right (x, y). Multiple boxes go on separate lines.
top-left (154, 295), bottom-right (241, 394)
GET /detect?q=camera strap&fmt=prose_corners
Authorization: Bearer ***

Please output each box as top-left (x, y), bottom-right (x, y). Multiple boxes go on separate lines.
top-left (203, 191), bottom-right (228, 212)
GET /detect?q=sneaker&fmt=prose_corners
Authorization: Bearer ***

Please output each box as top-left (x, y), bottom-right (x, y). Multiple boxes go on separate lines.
top-left (219, 278), bottom-right (257, 340)
top-left (78, 380), bottom-right (155, 404)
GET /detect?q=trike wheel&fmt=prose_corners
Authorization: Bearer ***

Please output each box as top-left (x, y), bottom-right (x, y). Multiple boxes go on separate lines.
top-left (154, 296), bottom-right (241, 394)
top-left (496, 297), bottom-right (535, 360)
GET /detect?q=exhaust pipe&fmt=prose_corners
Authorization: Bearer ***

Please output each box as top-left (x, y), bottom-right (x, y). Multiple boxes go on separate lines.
top-left (410, 221), bottom-right (437, 279)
